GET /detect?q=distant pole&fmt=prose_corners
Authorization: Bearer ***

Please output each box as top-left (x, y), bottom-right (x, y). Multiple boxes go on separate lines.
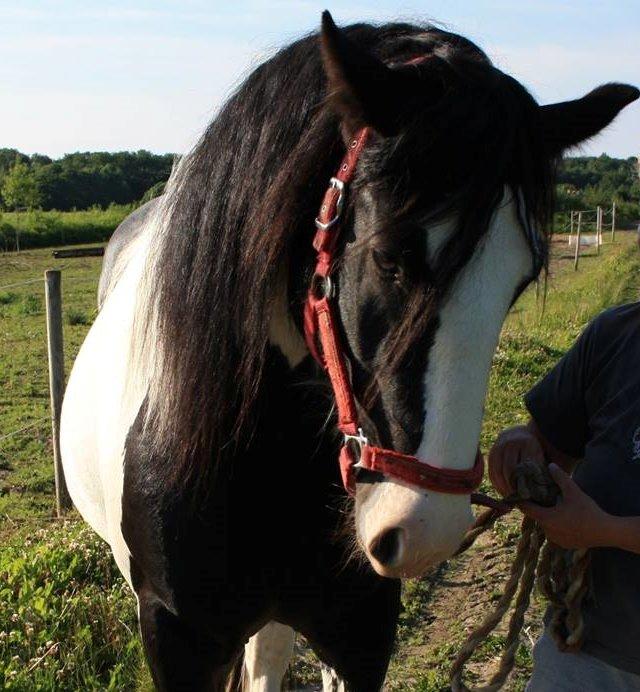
top-left (569, 211), bottom-right (575, 245)
top-left (611, 202), bottom-right (616, 242)
top-left (574, 211), bottom-right (582, 271)
top-left (44, 270), bottom-right (72, 515)
top-left (596, 206), bottom-right (602, 254)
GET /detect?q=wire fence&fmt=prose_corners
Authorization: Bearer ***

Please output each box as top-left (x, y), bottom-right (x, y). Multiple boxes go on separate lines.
top-left (1, 275), bottom-right (51, 452)
top-left (0, 417), bottom-right (50, 446)
top-left (553, 204), bottom-right (617, 270)
top-left (1, 262), bottom-right (101, 513)
top-left (0, 277), bottom-right (45, 292)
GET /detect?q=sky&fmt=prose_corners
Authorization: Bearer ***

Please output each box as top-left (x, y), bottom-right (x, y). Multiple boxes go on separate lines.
top-left (1, 0), bottom-right (638, 159)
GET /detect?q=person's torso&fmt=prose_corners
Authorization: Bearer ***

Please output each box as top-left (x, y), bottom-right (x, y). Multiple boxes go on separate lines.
top-left (574, 302), bottom-right (640, 674)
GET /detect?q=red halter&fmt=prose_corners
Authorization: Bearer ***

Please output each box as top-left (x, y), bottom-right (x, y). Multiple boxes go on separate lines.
top-left (303, 127), bottom-right (485, 495)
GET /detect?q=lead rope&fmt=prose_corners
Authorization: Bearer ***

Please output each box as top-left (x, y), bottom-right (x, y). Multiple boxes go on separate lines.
top-left (449, 460), bottom-right (591, 691)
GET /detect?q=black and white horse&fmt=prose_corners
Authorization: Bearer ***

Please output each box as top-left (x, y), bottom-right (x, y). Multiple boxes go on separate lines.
top-left (60, 13), bottom-right (637, 691)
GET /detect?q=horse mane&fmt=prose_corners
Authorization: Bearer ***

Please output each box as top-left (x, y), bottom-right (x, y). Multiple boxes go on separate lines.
top-left (133, 21), bottom-right (554, 484)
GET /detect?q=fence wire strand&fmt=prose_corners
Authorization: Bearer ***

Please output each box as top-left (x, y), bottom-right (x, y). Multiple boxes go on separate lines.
top-left (0, 416), bottom-right (50, 445)
top-left (0, 277), bottom-right (43, 292)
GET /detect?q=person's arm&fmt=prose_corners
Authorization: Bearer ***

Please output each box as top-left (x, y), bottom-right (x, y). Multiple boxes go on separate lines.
top-left (528, 419), bottom-right (579, 473)
top-left (490, 316), bottom-right (598, 497)
top-left (488, 418), bottom-right (580, 497)
top-left (520, 463), bottom-right (640, 554)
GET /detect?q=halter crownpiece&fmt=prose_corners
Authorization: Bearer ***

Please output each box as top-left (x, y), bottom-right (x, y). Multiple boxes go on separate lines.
top-left (303, 126), bottom-right (484, 496)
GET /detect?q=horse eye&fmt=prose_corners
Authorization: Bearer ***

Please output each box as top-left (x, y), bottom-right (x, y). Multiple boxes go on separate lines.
top-left (372, 249), bottom-right (400, 278)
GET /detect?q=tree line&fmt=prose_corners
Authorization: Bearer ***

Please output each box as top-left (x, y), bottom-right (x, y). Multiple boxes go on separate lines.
top-left (0, 148), bottom-right (637, 227)
top-left (555, 154), bottom-right (639, 228)
top-left (0, 149), bottom-right (174, 212)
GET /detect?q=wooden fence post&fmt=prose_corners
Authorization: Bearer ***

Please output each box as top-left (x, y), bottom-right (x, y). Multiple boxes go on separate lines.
top-left (596, 206), bottom-right (602, 255)
top-left (569, 210), bottom-right (574, 245)
top-left (44, 269), bottom-right (72, 515)
top-left (574, 211), bottom-right (582, 271)
top-left (611, 202), bottom-right (616, 242)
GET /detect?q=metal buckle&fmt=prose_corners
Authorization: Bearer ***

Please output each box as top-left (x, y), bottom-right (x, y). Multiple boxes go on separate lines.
top-left (311, 274), bottom-right (334, 300)
top-left (315, 178), bottom-right (345, 230)
top-left (344, 427), bottom-right (369, 468)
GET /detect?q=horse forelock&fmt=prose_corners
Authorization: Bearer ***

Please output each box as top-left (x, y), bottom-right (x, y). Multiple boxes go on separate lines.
top-left (133, 20), bottom-right (554, 488)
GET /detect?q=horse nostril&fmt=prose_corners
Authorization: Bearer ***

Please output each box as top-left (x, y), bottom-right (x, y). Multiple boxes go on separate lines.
top-left (369, 528), bottom-right (404, 567)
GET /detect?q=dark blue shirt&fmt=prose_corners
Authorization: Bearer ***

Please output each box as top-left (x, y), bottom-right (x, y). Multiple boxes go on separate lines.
top-left (526, 302), bottom-right (640, 674)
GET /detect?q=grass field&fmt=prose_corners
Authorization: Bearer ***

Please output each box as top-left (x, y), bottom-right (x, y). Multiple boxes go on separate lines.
top-left (1, 233), bottom-right (639, 690)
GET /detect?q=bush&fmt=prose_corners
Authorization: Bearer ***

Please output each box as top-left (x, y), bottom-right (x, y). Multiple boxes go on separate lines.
top-left (66, 309), bottom-right (90, 326)
top-left (0, 292), bottom-right (18, 306)
top-left (0, 205), bottom-right (133, 251)
top-left (0, 522), bottom-right (142, 690)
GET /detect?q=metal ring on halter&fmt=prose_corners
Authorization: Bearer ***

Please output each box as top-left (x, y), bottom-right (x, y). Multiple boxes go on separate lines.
top-left (344, 428), bottom-right (369, 468)
top-left (315, 177), bottom-right (345, 230)
top-left (311, 273), bottom-right (334, 300)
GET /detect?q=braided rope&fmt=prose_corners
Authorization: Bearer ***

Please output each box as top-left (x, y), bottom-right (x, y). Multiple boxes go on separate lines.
top-left (536, 540), bottom-right (560, 605)
top-left (549, 548), bottom-right (591, 652)
top-left (450, 518), bottom-right (543, 692)
top-left (449, 461), bottom-right (592, 691)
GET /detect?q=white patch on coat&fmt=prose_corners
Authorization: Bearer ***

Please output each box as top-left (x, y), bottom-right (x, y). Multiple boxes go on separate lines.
top-left (418, 192), bottom-right (533, 470)
top-left (357, 190), bottom-right (535, 577)
top-left (243, 622), bottom-right (295, 692)
top-left (321, 664), bottom-right (348, 692)
top-left (60, 206), bottom-right (161, 590)
top-left (98, 228), bottom-right (147, 307)
top-left (268, 266), bottom-right (308, 367)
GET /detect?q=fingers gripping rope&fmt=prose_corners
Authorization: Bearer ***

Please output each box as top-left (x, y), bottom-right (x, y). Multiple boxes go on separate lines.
top-left (450, 460), bottom-right (591, 691)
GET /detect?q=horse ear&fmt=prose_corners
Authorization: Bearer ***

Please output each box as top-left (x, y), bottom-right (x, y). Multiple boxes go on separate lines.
top-left (540, 83), bottom-right (639, 155)
top-left (320, 11), bottom-right (421, 136)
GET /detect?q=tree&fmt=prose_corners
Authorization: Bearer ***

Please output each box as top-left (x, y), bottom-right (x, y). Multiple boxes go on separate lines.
top-left (0, 157), bottom-right (43, 252)
top-left (0, 148), bottom-right (29, 176)
top-left (1, 157), bottom-right (41, 210)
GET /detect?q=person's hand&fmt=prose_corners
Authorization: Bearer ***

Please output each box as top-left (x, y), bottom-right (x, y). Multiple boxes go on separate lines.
top-left (520, 463), bottom-right (614, 549)
top-left (488, 425), bottom-right (546, 497)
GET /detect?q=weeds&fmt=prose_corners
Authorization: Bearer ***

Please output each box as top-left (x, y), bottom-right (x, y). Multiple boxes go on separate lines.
top-left (66, 309), bottom-right (90, 326)
top-left (0, 523), bottom-right (141, 690)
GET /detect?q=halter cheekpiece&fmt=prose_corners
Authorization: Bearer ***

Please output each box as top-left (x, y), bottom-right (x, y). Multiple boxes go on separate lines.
top-left (303, 126), bottom-right (484, 496)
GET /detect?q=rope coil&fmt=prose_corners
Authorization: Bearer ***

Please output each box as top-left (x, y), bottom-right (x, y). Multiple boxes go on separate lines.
top-left (450, 460), bottom-right (591, 691)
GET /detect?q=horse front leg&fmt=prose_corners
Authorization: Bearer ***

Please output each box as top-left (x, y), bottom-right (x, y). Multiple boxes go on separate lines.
top-left (137, 589), bottom-right (238, 692)
top-left (243, 621), bottom-right (295, 691)
top-left (299, 576), bottom-right (401, 692)
top-left (243, 622), bottom-right (348, 692)
top-left (320, 663), bottom-right (347, 691)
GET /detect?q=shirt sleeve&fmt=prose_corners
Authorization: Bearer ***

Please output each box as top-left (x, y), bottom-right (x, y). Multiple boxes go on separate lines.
top-left (525, 320), bottom-right (599, 459)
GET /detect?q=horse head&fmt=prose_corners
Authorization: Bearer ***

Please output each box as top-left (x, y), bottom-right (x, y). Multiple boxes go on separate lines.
top-left (318, 12), bottom-right (638, 577)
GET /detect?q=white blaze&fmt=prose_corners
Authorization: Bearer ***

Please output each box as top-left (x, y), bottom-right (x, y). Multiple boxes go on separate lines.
top-left (418, 192), bottom-right (534, 469)
top-left (357, 190), bottom-right (535, 577)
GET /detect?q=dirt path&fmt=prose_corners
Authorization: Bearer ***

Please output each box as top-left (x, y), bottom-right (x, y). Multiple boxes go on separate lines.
top-left (382, 508), bottom-right (547, 691)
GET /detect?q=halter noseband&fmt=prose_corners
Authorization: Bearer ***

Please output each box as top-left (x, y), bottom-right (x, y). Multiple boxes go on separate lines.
top-left (303, 126), bottom-right (484, 496)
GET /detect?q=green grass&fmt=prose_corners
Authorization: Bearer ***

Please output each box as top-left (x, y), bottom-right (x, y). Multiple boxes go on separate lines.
top-left (0, 206), bottom-right (133, 251)
top-left (1, 233), bottom-right (639, 689)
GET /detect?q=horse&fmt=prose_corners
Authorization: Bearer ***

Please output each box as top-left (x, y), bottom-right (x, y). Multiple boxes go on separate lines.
top-left (60, 12), bottom-right (638, 691)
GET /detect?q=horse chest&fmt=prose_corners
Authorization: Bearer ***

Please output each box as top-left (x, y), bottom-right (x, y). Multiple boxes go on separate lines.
top-left (120, 370), bottom-right (346, 624)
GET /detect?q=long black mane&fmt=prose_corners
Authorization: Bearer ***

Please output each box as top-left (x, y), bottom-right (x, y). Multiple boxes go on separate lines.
top-left (142, 22), bottom-right (554, 482)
